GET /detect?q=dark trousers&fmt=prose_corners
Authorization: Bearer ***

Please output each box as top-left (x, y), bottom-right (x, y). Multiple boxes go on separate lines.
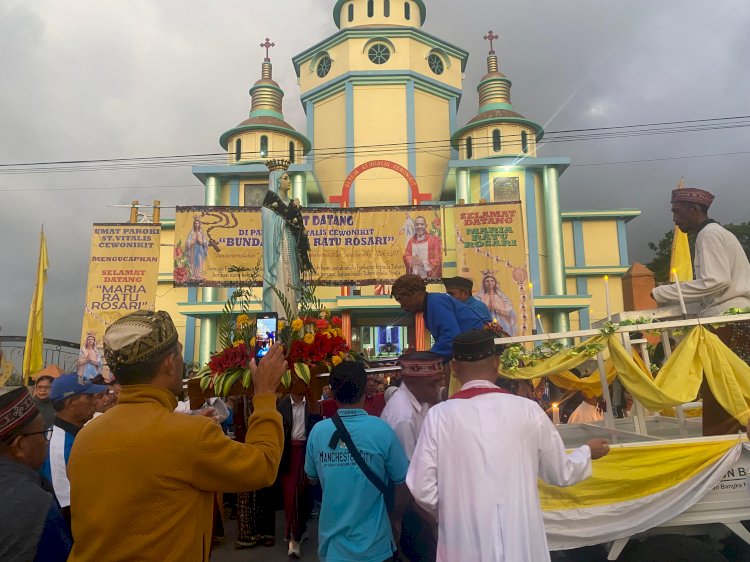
top-left (400, 504), bottom-right (437, 562)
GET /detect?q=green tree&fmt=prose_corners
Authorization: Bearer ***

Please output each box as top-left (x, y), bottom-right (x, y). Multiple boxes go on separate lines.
top-left (647, 222), bottom-right (750, 283)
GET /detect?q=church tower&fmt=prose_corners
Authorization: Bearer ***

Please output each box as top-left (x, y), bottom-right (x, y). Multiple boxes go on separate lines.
top-left (292, 1), bottom-right (468, 206)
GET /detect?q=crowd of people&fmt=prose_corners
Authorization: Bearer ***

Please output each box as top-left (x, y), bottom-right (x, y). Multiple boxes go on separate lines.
top-left (2, 186), bottom-right (747, 561)
top-left (1, 304), bottom-right (610, 562)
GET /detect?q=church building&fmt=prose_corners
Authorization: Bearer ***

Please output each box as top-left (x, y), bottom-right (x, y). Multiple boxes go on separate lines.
top-left (155, 0), bottom-right (639, 366)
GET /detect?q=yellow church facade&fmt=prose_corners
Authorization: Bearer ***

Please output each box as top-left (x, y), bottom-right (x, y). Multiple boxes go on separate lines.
top-left (154, 0), bottom-right (639, 366)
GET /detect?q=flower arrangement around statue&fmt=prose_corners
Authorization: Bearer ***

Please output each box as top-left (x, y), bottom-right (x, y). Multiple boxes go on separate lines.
top-left (191, 267), bottom-right (358, 402)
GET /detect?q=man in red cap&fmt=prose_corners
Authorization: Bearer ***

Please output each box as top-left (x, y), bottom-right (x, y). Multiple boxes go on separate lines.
top-left (653, 187), bottom-right (750, 434)
top-left (0, 388), bottom-right (72, 561)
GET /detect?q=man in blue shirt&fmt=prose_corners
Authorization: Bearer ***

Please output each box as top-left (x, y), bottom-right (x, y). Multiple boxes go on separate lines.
top-left (443, 276), bottom-right (494, 326)
top-left (305, 361), bottom-right (410, 562)
top-left (40, 373), bottom-right (107, 523)
top-left (392, 274), bottom-right (489, 361)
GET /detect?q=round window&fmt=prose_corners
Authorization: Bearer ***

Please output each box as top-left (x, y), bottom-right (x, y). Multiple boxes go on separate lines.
top-left (368, 44), bottom-right (391, 65)
top-left (316, 56), bottom-right (332, 78)
top-left (428, 53), bottom-right (445, 75)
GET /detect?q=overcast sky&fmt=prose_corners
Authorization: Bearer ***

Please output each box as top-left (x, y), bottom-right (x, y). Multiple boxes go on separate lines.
top-left (1, 0), bottom-right (749, 343)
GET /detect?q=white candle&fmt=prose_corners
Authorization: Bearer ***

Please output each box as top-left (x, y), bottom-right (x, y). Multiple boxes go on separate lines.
top-left (536, 314), bottom-right (545, 335)
top-left (552, 403), bottom-right (561, 425)
top-left (604, 275), bottom-right (612, 321)
top-left (672, 268), bottom-right (688, 317)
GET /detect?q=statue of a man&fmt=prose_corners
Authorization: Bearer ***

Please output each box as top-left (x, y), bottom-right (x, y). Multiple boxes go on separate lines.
top-left (261, 160), bottom-right (314, 318)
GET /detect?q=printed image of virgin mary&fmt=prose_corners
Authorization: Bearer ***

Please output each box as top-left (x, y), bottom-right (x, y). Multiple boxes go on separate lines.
top-left (185, 217), bottom-right (208, 280)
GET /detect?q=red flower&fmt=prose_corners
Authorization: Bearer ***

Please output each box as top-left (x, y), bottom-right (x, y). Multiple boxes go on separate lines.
top-left (331, 316), bottom-right (342, 327)
top-left (174, 267), bottom-right (189, 284)
top-left (316, 319), bottom-right (329, 330)
top-left (432, 217), bottom-right (441, 229)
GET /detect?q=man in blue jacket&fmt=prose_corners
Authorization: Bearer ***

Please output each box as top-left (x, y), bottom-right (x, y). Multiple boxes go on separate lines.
top-left (40, 373), bottom-right (107, 524)
top-left (392, 274), bottom-right (489, 361)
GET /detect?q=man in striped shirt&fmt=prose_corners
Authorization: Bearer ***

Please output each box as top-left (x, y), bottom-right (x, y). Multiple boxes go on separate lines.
top-left (40, 373), bottom-right (107, 523)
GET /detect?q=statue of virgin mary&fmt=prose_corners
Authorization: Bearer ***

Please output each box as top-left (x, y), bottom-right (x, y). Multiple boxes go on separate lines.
top-left (261, 160), bottom-right (314, 317)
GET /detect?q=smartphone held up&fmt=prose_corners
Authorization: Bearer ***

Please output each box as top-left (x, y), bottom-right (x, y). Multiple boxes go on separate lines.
top-left (254, 312), bottom-right (278, 364)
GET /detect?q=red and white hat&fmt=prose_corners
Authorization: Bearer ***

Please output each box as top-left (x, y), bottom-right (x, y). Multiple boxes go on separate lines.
top-left (0, 388), bottom-right (39, 441)
top-left (671, 188), bottom-right (715, 208)
top-left (398, 352), bottom-right (444, 377)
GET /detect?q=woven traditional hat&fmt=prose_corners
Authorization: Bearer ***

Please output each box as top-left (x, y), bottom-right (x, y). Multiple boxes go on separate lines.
top-left (104, 311), bottom-right (178, 370)
top-left (453, 330), bottom-right (495, 362)
top-left (0, 388), bottom-right (39, 441)
top-left (398, 352), bottom-right (444, 377)
top-left (670, 188), bottom-right (715, 208)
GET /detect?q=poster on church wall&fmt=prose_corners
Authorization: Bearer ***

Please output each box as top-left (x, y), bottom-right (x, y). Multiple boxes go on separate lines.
top-left (173, 205), bottom-right (445, 286)
top-left (80, 224), bottom-right (161, 381)
top-left (174, 208), bottom-right (263, 287)
top-left (306, 206), bottom-right (444, 284)
top-left (453, 202), bottom-right (532, 337)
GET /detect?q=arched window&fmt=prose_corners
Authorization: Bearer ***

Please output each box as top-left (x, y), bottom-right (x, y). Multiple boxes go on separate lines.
top-left (466, 137), bottom-right (473, 159)
top-left (367, 0), bottom-right (374, 17)
top-left (492, 129), bottom-right (501, 152)
top-left (260, 135), bottom-right (268, 158)
top-left (348, 3), bottom-right (354, 22)
top-left (235, 138), bottom-right (242, 162)
top-left (384, 0), bottom-right (390, 17)
top-left (404, 2), bottom-right (411, 20)
top-left (521, 131), bottom-right (528, 153)
top-left (289, 141), bottom-right (296, 163)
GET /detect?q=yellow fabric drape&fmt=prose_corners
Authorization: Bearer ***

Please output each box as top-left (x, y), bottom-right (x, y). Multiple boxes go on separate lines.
top-left (609, 326), bottom-right (750, 425)
top-left (497, 334), bottom-right (650, 398)
top-left (540, 438), bottom-right (740, 511)
top-left (498, 335), bottom-right (608, 380)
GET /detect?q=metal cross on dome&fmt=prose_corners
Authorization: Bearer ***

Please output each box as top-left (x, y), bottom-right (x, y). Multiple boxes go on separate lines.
top-left (260, 37), bottom-right (275, 60)
top-left (483, 30), bottom-right (499, 54)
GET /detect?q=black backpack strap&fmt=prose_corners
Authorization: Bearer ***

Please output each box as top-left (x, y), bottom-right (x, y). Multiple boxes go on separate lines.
top-left (331, 413), bottom-right (388, 495)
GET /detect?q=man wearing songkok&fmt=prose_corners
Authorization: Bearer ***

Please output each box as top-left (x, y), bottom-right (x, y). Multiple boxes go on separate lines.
top-left (652, 188), bottom-right (750, 434)
top-left (0, 388), bottom-right (73, 561)
top-left (40, 372), bottom-right (108, 523)
top-left (407, 330), bottom-right (610, 562)
top-left (305, 361), bottom-right (411, 562)
top-left (392, 274), bottom-right (489, 362)
top-left (66, 310), bottom-right (285, 562)
top-left (443, 276), bottom-right (492, 324)
top-left (381, 352), bottom-right (443, 561)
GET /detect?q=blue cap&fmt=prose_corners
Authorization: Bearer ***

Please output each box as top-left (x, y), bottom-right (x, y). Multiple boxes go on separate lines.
top-left (50, 373), bottom-right (109, 404)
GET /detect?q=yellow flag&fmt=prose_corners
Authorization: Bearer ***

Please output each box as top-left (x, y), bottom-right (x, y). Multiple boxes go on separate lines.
top-left (23, 229), bottom-right (49, 383)
top-left (669, 179), bottom-right (693, 282)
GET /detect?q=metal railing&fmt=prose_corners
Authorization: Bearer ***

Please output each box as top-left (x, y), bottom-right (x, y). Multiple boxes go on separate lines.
top-left (0, 336), bottom-right (81, 380)
top-left (495, 311), bottom-right (750, 440)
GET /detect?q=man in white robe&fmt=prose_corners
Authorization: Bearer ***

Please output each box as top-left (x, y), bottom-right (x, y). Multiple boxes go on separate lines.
top-left (407, 330), bottom-right (610, 562)
top-left (652, 187), bottom-right (750, 318)
top-left (381, 352), bottom-right (444, 561)
top-left (652, 187), bottom-right (750, 434)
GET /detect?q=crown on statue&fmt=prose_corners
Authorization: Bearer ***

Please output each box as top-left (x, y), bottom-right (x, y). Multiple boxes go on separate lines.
top-left (265, 159), bottom-right (291, 172)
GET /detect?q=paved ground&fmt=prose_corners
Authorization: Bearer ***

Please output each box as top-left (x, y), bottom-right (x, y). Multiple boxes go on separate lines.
top-left (211, 511), bottom-right (750, 561)
top-left (212, 511), bottom-right (319, 562)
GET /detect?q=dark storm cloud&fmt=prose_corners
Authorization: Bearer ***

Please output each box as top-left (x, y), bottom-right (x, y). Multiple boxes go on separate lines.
top-left (1, 0), bottom-right (748, 341)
